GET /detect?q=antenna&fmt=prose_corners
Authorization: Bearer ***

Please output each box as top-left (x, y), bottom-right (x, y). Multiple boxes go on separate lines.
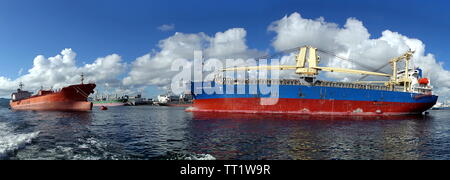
top-left (81, 73), bottom-right (85, 84)
top-left (19, 82), bottom-right (24, 90)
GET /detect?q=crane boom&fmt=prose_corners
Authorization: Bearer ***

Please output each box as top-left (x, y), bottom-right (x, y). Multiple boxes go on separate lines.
top-left (222, 65), bottom-right (391, 77)
top-left (314, 67), bottom-right (391, 77)
top-left (221, 46), bottom-right (391, 77)
top-left (221, 65), bottom-right (297, 72)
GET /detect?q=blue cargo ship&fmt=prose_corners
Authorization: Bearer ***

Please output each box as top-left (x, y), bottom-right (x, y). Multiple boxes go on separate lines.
top-left (188, 46), bottom-right (438, 115)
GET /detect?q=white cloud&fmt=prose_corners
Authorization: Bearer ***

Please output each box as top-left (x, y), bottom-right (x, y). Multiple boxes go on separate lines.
top-left (123, 28), bottom-right (265, 89)
top-left (0, 49), bottom-right (127, 97)
top-left (2, 12), bottom-right (449, 99)
top-left (205, 28), bottom-right (262, 58)
top-left (269, 12), bottom-right (450, 96)
top-left (17, 68), bottom-right (23, 76)
top-left (157, 24), bottom-right (175, 31)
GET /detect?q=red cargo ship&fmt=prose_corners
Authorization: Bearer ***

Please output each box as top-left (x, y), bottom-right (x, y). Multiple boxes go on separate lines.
top-left (10, 75), bottom-right (96, 111)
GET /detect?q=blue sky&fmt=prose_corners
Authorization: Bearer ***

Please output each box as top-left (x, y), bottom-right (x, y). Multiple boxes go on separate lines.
top-left (1, 0), bottom-right (449, 96)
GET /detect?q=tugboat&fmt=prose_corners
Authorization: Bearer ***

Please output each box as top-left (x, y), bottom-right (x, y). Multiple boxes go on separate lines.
top-left (10, 74), bottom-right (96, 111)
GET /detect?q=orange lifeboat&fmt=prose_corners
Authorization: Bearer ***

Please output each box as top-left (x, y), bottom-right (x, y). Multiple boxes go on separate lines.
top-left (419, 78), bottom-right (429, 85)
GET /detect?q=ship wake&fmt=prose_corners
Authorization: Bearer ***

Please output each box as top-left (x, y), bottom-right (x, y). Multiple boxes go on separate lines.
top-left (0, 122), bottom-right (40, 159)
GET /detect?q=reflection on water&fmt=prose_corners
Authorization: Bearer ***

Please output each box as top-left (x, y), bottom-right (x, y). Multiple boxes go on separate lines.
top-left (1, 106), bottom-right (449, 160)
top-left (189, 112), bottom-right (435, 160)
top-left (192, 112), bottom-right (429, 121)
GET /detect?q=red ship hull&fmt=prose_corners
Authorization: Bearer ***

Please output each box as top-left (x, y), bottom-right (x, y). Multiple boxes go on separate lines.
top-left (10, 84), bottom-right (96, 111)
top-left (188, 98), bottom-right (437, 116)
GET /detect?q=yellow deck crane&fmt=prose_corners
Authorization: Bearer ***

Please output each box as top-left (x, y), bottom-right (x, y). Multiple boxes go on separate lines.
top-left (221, 46), bottom-right (416, 92)
top-left (355, 49), bottom-right (415, 91)
top-left (388, 49), bottom-right (415, 91)
top-left (221, 46), bottom-right (390, 78)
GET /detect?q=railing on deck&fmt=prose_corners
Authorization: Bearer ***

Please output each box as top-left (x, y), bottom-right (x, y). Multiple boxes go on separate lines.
top-left (215, 78), bottom-right (391, 91)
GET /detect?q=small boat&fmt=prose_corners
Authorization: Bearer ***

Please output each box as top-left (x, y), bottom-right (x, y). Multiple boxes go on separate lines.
top-left (431, 102), bottom-right (450, 110)
top-left (154, 93), bottom-right (192, 107)
top-left (92, 99), bottom-right (128, 107)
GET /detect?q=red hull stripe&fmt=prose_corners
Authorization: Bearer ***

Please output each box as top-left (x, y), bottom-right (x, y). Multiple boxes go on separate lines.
top-left (189, 98), bottom-right (435, 115)
top-left (10, 101), bottom-right (93, 111)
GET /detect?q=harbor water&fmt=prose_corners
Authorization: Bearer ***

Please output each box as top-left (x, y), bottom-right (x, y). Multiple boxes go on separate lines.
top-left (1, 105), bottom-right (450, 160)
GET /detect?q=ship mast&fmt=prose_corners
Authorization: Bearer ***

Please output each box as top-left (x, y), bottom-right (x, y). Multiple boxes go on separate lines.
top-left (19, 82), bottom-right (24, 91)
top-left (81, 73), bottom-right (85, 84)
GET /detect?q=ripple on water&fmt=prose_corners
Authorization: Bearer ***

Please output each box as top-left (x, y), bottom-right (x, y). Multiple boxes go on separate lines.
top-left (3, 105), bottom-right (450, 160)
top-left (0, 122), bottom-right (40, 159)
top-left (152, 152), bottom-right (216, 160)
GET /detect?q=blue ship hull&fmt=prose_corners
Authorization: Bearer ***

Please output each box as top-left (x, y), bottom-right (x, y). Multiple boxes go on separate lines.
top-left (189, 82), bottom-right (438, 115)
